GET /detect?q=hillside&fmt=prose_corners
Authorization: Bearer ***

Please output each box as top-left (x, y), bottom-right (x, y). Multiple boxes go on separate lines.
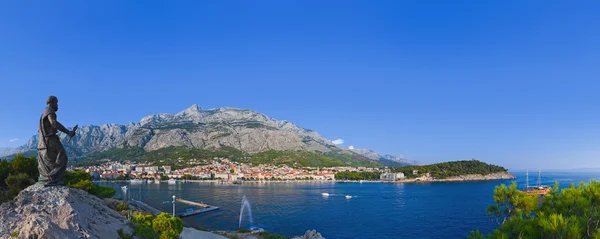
top-left (74, 146), bottom-right (382, 168)
top-left (14, 105), bottom-right (413, 167)
top-left (393, 160), bottom-right (510, 179)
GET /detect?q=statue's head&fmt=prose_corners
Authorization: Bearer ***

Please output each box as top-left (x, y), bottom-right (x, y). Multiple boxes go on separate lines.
top-left (46, 96), bottom-right (58, 112)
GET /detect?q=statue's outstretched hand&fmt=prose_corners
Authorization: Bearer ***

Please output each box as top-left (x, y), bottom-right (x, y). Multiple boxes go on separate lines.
top-left (68, 130), bottom-right (76, 137)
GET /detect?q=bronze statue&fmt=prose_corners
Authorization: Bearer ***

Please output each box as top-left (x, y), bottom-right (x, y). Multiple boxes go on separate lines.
top-left (37, 96), bottom-right (77, 186)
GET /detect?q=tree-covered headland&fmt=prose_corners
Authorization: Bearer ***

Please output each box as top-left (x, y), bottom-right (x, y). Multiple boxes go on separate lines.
top-left (393, 159), bottom-right (508, 179)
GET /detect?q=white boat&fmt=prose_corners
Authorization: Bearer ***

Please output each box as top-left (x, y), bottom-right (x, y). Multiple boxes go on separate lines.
top-left (359, 180), bottom-right (364, 183)
top-left (345, 195), bottom-right (352, 199)
top-left (130, 179), bottom-right (143, 184)
top-left (321, 193), bottom-right (330, 196)
top-left (168, 179), bottom-right (177, 184)
top-left (154, 179), bottom-right (160, 184)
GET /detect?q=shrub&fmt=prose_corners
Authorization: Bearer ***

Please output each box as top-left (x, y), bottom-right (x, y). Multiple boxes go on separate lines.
top-left (132, 213), bottom-right (183, 239)
top-left (117, 229), bottom-right (133, 239)
top-left (62, 171), bottom-right (116, 198)
top-left (5, 173), bottom-right (34, 194)
top-left (10, 154), bottom-right (38, 180)
top-left (88, 184), bottom-right (116, 198)
top-left (152, 213), bottom-right (184, 239)
top-left (116, 202), bottom-right (129, 211)
top-left (69, 179), bottom-right (93, 191)
top-left (62, 170), bottom-right (92, 185)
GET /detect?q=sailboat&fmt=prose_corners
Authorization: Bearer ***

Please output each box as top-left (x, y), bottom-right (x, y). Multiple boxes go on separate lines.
top-left (522, 170), bottom-right (551, 196)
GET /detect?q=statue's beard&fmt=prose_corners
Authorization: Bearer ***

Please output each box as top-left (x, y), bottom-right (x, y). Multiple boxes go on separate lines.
top-left (51, 104), bottom-right (58, 112)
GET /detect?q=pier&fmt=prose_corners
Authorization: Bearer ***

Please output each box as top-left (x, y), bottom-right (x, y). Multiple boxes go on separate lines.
top-left (176, 198), bottom-right (220, 217)
top-left (129, 199), bottom-right (163, 216)
top-left (176, 198), bottom-right (213, 208)
top-left (129, 198), bottom-right (219, 218)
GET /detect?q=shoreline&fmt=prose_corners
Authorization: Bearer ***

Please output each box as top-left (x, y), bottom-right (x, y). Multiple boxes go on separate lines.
top-left (93, 172), bottom-right (516, 184)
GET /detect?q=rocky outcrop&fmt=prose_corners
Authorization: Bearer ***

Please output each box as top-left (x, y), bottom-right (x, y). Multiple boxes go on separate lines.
top-left (291, 230), bottom-right (325, 239)
top-left (408, 171), bottom-right (516, 182)
top-left (0, 184), bottom-right (130, 239)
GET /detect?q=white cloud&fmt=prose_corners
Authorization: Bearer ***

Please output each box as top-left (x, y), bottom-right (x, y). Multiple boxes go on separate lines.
top-left (8, 138), bottom-right (19, 142)
top-left (348, 145), bottom-right (355, 150)
top-left (331, 139), bottom-right (344, 145)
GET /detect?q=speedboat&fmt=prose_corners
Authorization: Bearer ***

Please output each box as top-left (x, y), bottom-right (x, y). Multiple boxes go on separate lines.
top-left (345, 195), bottom-right (352, 199)
top-left (321, 193), bottom-right (330, 196)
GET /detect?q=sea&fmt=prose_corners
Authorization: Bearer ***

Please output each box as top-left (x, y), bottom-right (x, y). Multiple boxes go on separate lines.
top-left (97, 171), bottom-right (600, 239)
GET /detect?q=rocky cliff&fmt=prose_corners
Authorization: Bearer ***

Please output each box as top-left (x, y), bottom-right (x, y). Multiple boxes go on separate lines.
top-left (0, 184), bottom-right (130, 239)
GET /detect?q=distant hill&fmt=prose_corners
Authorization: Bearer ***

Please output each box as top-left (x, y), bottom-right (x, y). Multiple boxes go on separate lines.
top-left (13, 104), bottom-right (414, 167)
top-left (348, 147), bottom-right (418, 166)
top-left (74, 146), bottom-right (382, 168)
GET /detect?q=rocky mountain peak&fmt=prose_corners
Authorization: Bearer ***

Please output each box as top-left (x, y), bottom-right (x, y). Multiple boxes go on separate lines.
top-left (12, 104), bottom-right (414, 166)
top-left (177, 104), bottom-right (202, 115)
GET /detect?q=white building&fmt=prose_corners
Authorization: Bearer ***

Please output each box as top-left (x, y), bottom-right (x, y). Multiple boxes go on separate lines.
top-left (380, 172), bottom-right (405, 181)
top-left (162, 166), bottom-right (172, 174)
top-left (145, 166), bottom-right (159, 174)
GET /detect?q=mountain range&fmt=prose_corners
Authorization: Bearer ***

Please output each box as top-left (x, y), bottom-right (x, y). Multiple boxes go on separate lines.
top-left (9, 105), bottom-right (416, 166)
top-left (0, 147), bottom-right (15, 158)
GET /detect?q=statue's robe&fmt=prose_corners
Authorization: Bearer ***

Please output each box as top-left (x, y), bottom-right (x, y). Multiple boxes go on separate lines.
top-left (37, 106), bottom-right (68, 183)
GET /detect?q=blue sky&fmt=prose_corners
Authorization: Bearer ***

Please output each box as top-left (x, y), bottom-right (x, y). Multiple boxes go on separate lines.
top-left (1, 1), bottom-right (599, 170)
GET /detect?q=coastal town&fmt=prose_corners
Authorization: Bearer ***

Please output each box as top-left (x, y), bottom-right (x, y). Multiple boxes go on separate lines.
top-left (73, 157), bottom-right (408, 182)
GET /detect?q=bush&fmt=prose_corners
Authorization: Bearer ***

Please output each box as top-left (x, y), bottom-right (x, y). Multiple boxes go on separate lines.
top-left (62, 170), bottom-right (92, 185)
top-left (152, 213), bottom-right (184, 239)
top-left (116, 202), bottom-right (129, 211)
top-left (117, 229), bottom-right (133, 239)
top-left (132, 213), bottom-right (183, 239)
top-left (62, 171), bottom-right (116, 198)
top-left (258, 232), bottom-right (288, 239)
top-left (88, 184), bottom-right (116, 198)
top-left (10, 154), bottom-right (38, 180)
top-left (5, 173), bottom-right (35, 194)
top-left (69, 179), bottom-right (93, 191)
top-left (0, 160), bottom-right (13, 188)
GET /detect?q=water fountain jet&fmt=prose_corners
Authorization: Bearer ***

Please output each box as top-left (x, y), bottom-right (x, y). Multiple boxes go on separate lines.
top-left (238, 195), bottom-right (254, 229)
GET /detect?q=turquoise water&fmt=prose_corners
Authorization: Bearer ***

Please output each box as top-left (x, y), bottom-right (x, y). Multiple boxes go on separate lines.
top-left (99, 171), bottom-right (600, 239)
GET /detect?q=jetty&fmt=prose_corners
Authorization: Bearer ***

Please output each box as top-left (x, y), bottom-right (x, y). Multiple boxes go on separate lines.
top-left (176, 207), bottom-right (219, 217)
top-left (129, 199), bottom-right (163, 216)
top-left (129, 198), bottom-right (219, 218)
top-left (175, 198), bottom-right (219, 217)
top-left (176, 198), bottom-right (212, 208)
